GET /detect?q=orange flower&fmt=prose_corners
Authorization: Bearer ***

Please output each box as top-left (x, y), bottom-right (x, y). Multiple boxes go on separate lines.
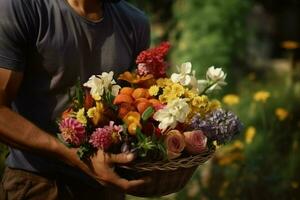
top-left (118, 71), bottom-right (153, 85)
top-left (123, 111), bottom-right (141, 125)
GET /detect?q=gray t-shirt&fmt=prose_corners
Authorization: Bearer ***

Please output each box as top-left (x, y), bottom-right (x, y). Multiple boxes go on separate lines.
top-left (0, 0), bottom-right (150, 186)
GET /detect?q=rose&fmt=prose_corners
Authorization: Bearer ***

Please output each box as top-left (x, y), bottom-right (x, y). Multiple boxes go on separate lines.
top-left (164, 130), bottom-right (185, 159)
top-left (183, 130), bottom-right (207, 155)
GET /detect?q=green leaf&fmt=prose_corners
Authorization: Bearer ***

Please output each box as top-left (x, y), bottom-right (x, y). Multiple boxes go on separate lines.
top-left (77, 143), bottom-right (94, 160)
top-left (142, 106), bottom-right (155, 122)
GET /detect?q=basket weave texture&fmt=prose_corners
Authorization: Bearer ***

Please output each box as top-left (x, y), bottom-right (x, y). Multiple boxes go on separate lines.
top-left (117, 149), bottom-right (215, 197)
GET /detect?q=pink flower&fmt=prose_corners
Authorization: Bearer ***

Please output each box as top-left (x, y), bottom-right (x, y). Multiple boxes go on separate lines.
top-left (89, 127), bottom-right (112, 150)
top-left (59, 118), bottom-right (86, 147)
top-left (183, 130), bottom-right (207, 155)
top-left (104, 121), bottom-right (123, 144)
top-left (164, 130), bottom-right (185, 159)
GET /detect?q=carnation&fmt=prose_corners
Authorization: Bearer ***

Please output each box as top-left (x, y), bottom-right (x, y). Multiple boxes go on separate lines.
top-left (59, 118), bottom-right (86, 147)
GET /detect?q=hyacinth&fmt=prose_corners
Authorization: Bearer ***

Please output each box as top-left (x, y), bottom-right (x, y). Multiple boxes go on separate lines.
top-left (190, 109), bottom-right (243, 145)
top-left (59, 118), bottom-right (86, 147)
top-left (136, 42), bottom-right (170, 78)
top-left (89, 127), bottom-right (112, 150)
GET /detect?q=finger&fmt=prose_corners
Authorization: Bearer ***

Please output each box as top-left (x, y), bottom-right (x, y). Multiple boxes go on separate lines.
top-left (106, 168), bottom-right (147, 192)
top-left (109, 152), bottom-right (135, 164)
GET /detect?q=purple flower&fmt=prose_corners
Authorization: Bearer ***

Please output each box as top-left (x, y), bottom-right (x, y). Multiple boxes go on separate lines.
top-left (190, 109), bottom-right (243, 145)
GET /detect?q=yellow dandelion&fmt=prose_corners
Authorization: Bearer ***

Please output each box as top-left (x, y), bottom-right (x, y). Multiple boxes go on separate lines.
top-left (275, 108), bottom-right (288, 121)
top-left (245, 126), bottom-right (256, 144)
top-left (253, 90), bottom-right (270, 103)
top-left (148, 85), bottom-right (159, 96)
top-left (222, 94), bottom-right (240, 106)
top-left (76, 108), bottom-right (87, 126)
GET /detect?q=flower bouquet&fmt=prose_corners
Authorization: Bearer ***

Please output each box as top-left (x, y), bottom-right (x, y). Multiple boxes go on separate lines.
top-left (57, 42), bottom-right (242, 197)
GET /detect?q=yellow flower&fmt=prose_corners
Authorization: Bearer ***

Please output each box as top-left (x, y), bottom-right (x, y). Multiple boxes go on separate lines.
top-left (87, 107), bottom-right (96, 118)
top-left (76, 108), bottom-right (87, 126)
top-left (87, 102), bottom-right (104, 126)
top-left (156, 78), bottom-right (173, 87)
top-left (245, 126), bottom-right (256, 144)
top-left (233, 140), bottom-right (244, 150)
top-left (184, 89), bottom-right (197, 99)
top-left (209, 100), bottom-right (221, 111)
top-left (149, 85), bottom-right (159, 96)
top-left (222, 94), bottom-right (240, 106)
top-left (253, 91), bottom-right (270, 103)
top-left (275, 108), bottom-right (288, 121)
top-left (171, 83), bottom-right (185, 96)
top-left (192, 95), bottom-right (208, 108)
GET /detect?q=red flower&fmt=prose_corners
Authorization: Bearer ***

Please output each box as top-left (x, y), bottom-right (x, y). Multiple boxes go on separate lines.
top-left (136, 42), bottom-right (171, 78)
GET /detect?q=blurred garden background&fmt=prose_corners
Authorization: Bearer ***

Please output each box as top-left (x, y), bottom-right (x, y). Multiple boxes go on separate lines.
top-left (1, 0), bottom-right (300, 199)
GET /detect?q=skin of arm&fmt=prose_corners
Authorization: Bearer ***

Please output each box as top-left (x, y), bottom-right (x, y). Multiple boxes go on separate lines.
top-left (0, 67), bottom-right (146, 192)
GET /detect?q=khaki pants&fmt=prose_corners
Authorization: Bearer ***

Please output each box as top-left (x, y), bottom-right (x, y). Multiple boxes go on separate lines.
top-left (0, 167), bottom-right (125, 200)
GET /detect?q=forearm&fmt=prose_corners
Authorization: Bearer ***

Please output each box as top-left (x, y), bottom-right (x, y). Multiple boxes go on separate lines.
top-left (0, 105), bottom-right (82, 169)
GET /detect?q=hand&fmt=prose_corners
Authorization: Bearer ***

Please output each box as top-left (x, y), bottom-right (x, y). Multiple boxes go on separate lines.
top-left (82, 149), bottom-right (147, 193)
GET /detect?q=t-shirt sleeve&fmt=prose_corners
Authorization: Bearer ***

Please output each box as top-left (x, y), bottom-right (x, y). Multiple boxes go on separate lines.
top-left (0, 0), bottom-right (37, 71)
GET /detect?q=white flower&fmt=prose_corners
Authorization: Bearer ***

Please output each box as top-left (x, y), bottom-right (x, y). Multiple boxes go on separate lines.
top-left (100, 71), bottom-right (115, 88)
top-left (190, 70), bottom-right (207, 94)
top-left (153, 98), bottom-right (190, 132)
top-left (84, 71), bottom-right (120, 100)
top-left (111, 84), bottom-right (121, 96)
top-left (171, 62), bottom-right (193, 86)
top-left (206, 66), bottom-right (227, 84)
top-left (205, 66), bottom-right (227, 92)
top-left (83, 75), bottom-right (104, 101)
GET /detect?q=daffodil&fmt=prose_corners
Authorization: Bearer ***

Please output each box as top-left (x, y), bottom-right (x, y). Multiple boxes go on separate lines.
top-left (171, 62), bottom-right (193, 86)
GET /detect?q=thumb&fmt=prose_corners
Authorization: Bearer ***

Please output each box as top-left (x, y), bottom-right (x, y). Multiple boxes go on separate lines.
top-left (109, 153), bottom-right (135, 164)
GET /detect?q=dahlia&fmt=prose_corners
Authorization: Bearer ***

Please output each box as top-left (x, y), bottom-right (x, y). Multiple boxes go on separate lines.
top-left (89, 128), bottom-right (112, 150)
top-left (59, 118), bottom-right (86, 147)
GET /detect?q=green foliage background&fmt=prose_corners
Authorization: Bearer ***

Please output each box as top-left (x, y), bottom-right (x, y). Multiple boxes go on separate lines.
top-left (0, 0), bottom-right (299, 199)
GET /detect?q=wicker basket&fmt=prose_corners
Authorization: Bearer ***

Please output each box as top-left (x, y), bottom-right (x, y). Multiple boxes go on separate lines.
top-left (116, 148), bottom-right (215, 197)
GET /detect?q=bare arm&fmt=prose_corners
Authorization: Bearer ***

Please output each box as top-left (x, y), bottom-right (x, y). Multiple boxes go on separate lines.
top-left (0, 67), bottom-right (145, 192)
